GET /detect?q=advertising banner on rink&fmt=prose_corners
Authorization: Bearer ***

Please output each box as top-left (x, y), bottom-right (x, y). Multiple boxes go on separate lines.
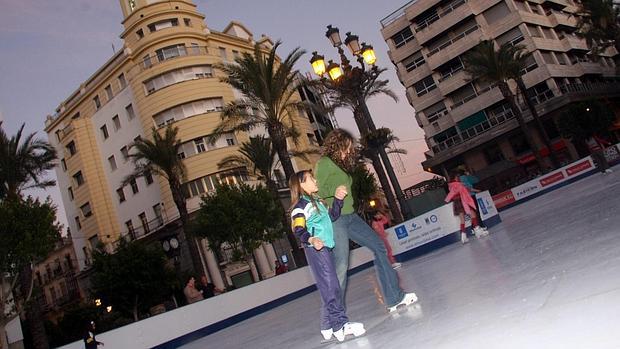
top-left (386, 191), bottom-right (500, 256)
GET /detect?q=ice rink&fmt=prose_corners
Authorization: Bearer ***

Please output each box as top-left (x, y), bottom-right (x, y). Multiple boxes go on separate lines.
top-left (180, 170), bottom-right (620, 349)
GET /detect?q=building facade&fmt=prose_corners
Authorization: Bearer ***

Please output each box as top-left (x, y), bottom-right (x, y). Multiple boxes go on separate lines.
top-left (381, 0), bottom-right (620, 191)
top-left (44, 0), bottom-right (319, 291)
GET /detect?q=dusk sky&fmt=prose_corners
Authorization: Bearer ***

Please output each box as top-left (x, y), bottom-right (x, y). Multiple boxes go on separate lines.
top-left (0, 0), bottom-right (433, 228)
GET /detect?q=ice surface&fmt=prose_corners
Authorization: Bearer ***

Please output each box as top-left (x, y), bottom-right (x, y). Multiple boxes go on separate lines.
top-left (180, 170), bottom-right (620, 349)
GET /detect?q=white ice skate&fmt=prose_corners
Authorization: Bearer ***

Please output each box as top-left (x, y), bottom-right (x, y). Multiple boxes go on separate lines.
top-left (392, 262), bottom-right (402, 269)
top-left (333, 322), bottom-right (365, 342)
top-left (321, 329), bottom-right (333, 340)
top-left (388, 292), bottom-right (418, 313)
top-left (461, 232), bottom-right (469, 244)
top-left (473, 226), bottom-right (489, 238)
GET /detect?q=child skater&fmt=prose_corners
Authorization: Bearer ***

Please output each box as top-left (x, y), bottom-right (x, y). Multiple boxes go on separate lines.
top-left (290, 170), bottom-right (366, 342)
top-left (371, 210), bottom-right (401, 269)
top-left (445, 173), bottom-right (488, 244)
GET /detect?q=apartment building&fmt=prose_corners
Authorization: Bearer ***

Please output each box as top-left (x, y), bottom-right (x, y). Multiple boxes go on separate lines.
top-left (381, 0), bottom-right (620, 190)
top-left (44, 0), bottom-right (319, 290)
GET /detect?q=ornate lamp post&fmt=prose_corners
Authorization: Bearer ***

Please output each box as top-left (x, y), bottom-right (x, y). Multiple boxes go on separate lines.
top-left (310, 25), bottom-right (411, 221)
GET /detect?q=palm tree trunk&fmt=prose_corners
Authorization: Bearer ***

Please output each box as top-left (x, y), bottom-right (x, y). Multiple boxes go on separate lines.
top-left (498, 82), bottom-right (547, 171)
top-left (19, 266), bottom-right (49, 349)
top-left (268, 125), bottom-right (295, 179)
top-left (516, 78), bottom-right (560, 169)
top-left (353, 108), bottom-right (404, 222)
top-left (170, 179), bottom-right (205, 277)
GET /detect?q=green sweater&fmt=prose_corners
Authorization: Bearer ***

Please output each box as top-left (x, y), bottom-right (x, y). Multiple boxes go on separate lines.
top-left (314, 156), bottom-right (354, 215)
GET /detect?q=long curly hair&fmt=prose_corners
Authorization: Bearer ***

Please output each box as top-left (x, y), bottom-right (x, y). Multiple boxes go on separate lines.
top-left (322, 129), bottom-right (357, 173)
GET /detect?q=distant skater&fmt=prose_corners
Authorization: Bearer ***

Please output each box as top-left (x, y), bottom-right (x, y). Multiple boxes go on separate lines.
top-left (445, 174), bottom-right (488, 244)
top-left (371, 210), bottom-right (401, 269)
top-left (290, 170), bottom-right (365, 342)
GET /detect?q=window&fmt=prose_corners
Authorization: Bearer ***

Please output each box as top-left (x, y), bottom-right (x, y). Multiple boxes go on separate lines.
top-left (156, 44), bottom-right (187, 62)
top-left (414, 75), bottom-right (437, 96)
top-left (153, 97), bottom-right (224, 127)
top-left (72, 112), bottom-right (80, 120)
top-left (130, 179), bottom-right (139, 194)
top-left (139, 212), bottom-right (150, 233)
top-left (307, 133), bottom-right (317, 145)
top-left (226, 136), bottom-right (236, 146)
top-left (190, 43), bottom-right (200, 55)
top-left (93, 95), bottom-right (101, 109)
top-left (120, 146), bottom-right (129, 161)
top-left (126, 104), bottom-right (136, 120)
top-left (68, 187), bottom-right (74, 201)
top-left (75, 216), bottom-right (82, 230)
top-left (60, 158), bottom-right (67, 171)
top-left (483, 2), bottom-right (511, 25)
top-left (112, 115), bottom-right (121, 131)
top-left (148, 18), bottom-right (179, 32)
top-left (105, 85), bottom-right (113, 100)
top-left (219, 47), bottom-right (227, 60)
top-left (423, 102), bottom-right (448, 123)
top-left (137, 29), bottom-right (144, 39)
top-left (143, 54), bottom-right (152, 69)
top-left (144, 65), bottom-right (213, 93)
top-left (80, 202), bottom-right (93, 217)
top-left (184, 18), bottom-right (192, 26)
top-left (125, 220), bottom-right (134, 235)
top-left (145, 170), bottom-right (154, 185)
top-left (177, 151), bottom-right (186, 159)
top-left (73, 171), bottom-right (84, 186)
top-left (117, 187), bottom-right (126, 203)
top-left (194, 138), bottom-right (207, 153)
top-left (108, 155), bottom-right (117, 171)
top-left (66, 141), bottom-right (77, 156)
top-left (392, 27), bottom-right (414, 48)
top-left (55, 130), bottom-right (62, 142)
top-left (100, 124), bottom-right (109, 139)
top-left (153, 203), bottom-right (163, 224)
top-left (118, 73), bottom-right (127, 89)
top-left (403, 52), bottom-right (425, 72)
top-left (232, 50), bottom-right (240, 60)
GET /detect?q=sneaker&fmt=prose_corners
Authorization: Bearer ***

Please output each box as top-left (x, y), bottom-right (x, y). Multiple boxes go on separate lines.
top-left (388, 292), bottom-right (418, 313)
top-left (461, 232), bottom-right (469, 244)
top-left (321, 329), bottom-right (333, 340)
top-left (392, 262), bottom-right (402, 269)
top-left (333, 322), bottom-right (365, 342)
top-left (473, 226), bottom-right (488, 238)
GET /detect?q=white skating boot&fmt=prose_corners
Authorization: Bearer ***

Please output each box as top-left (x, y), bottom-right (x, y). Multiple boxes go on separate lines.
top-left (388, 292), bottom-right (418, 313)
top-left (333, 322), bottom-right (365, 342)
top-left (473, 226), bottom-right (489, 238)
top-left (461, 232), bottom-right (469, 244)
top-left (392, 262), bottom-right (402, 269)
top-left (321, 329), bottom-right (333, 340)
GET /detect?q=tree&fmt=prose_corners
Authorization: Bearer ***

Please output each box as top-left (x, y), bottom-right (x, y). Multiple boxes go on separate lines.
top-left (90, 239), bottom-right (176, 321)
top-left (211, 41), bottom-right (311, 181)
top-left (576, 0), bottom-right (620, 54)
top-left (318, 67), bottom-right (408, 222)
top-left (0, 197), bottom-right (61, 349)
top-left (192, 183), bottom-right (283, 276)
top-left (463, 40), bottom-right (550, 171)
top-left (350, 166), bottom-right (379, 215)
top-left (0, 122), bottom-right (58, 349)
top-left (124, 126), bottom-right (204, 276)
top-left (0, 123), bottom-right (57, 201)
top-left (557, 100), bottom-right (615, 154)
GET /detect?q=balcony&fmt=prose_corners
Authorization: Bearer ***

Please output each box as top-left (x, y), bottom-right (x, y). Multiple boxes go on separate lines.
top-left (547, 9), bottom-right (577, 29)
top-left (414, 0), bottom-right (472, 45)
top-left (126, 215), bottom-right (166, 241)
top-left (400, 63), bottom-right (433, 87)
top-left (426, 26), bottom-right (483, 70)
top-left (438, 68), bottom-right (468, 96)
top-left (561, 34), bottom-right (589, 51)
top-left (140, 46), bottom-right (209, 72)
top-left (449, 85), bottom-right (503, 121)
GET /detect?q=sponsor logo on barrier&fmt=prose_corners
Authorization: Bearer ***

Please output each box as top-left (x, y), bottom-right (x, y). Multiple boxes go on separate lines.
top-left (513, 184), bottom-right (540, 199)
top-left (492, 190), bottom-right (515, 209)
top-left (424, 214), bottom-right (438, 225)
top-left (395, 225), bottom-right (408, 240)
top-left (566, 160), bottom-right (592, 176)
top-left (477, 197), bottom-right (488, 215)
top-left (411, 221), bottom-right (422, 231)
top-left (540, 172), bottom-right (565, 187)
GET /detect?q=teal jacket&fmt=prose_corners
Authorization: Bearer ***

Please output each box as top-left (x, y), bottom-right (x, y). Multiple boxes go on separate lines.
top-left (291, 195), bottom-right (343, 248)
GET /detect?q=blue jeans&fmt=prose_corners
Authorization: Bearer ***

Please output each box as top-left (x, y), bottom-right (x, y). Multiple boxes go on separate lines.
top-left (332, 213), bottom-right (405, 307)
top-left (305, 246), bottom-right (348, 331)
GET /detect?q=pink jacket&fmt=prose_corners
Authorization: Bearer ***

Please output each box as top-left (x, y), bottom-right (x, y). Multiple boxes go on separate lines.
top-left (445, 181), bottom-right (477, 215)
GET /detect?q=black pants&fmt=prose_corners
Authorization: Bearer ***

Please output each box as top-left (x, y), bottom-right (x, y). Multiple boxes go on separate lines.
top-left (592, 150), bottom-right (610, 173)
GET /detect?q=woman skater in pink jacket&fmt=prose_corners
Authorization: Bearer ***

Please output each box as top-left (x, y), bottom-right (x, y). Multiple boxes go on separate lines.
top-left (445, 174), bottom-right (488, 244)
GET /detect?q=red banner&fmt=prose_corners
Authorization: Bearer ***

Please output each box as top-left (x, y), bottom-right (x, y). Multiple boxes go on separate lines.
top-left (566, 160), bottom-right (592, 176)
top-left (492, 190), bottom-right (516, 209)
top-left (540, 172), bottom-right (565, 187)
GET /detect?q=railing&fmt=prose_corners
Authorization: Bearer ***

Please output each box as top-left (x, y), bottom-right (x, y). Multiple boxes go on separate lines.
top-left (381, 0), bottom-right (419, 27)
top-left (127, 215), bottom-right (166, 241)
top-left (426, 108), bottom-right (449, 123)
top-left (450, 83), bottom-right (496, 110)
top-left (141, 46), bottom-right (209, 71)
top-left (438, 64), bottom-right (464, 82)
top-left (529, 89), bottom-right (555, 105)
top-left (415, 0), bottom-right (467, 31)
top-left (428, 25), bottom-right (479, 56)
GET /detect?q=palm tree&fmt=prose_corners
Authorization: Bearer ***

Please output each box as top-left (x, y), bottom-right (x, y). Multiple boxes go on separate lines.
top-left (463, 40), bottom-right (548, 171)
top-left (0, 122), bottom-right (57, 349)
top-left (319, 67), bottom-right (407, 222)
top-left (124, 126), bottom-right (204, 276)
top-left (210, 41), bottom-right (311, 181)
top-left (576, 0), bottom-right (620, 54)
top-left (0, 123), bottom-right (57, 201)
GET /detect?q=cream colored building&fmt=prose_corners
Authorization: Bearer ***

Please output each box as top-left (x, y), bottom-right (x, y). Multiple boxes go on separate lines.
top-left (44, 0), bottom-right (319, 290)
top-left (381, 0), bottom-right (620, 189)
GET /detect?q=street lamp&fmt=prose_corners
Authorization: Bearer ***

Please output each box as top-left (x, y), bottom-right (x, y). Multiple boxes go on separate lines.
top-left (310, 25), bottom-right (412, 221)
